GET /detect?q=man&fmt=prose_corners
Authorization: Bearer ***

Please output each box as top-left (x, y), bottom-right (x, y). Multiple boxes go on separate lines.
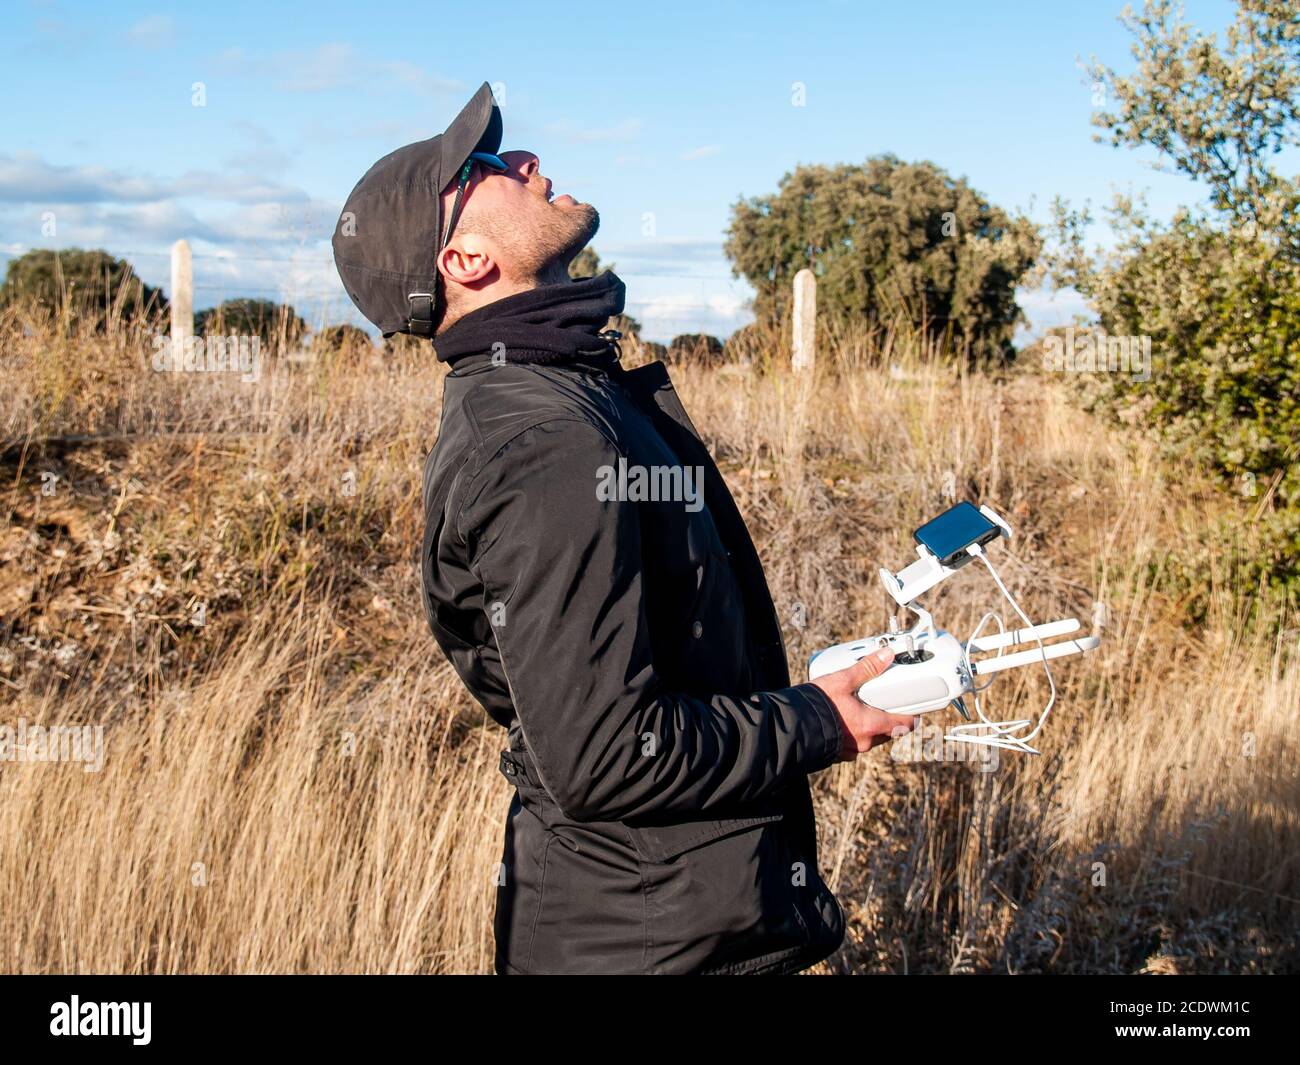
top-left (334, 83), bottom-right (915, 975)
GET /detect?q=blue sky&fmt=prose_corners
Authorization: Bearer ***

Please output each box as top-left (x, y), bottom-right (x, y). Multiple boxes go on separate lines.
top-left (1, 0), bottom-right (1242, 341)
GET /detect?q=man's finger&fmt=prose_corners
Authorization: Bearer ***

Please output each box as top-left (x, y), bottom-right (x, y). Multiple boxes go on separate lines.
top-left (885, 711), bottom-right (918, 733)
top-left (867, 712), bottom-right (920, 749)
top-left (848, 646), bottom-right (894, 684)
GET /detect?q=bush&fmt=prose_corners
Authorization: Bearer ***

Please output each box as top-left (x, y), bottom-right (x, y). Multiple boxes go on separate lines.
top-left (1045, 0), bottom-right (1300, 591)
top-left (380, 332), bottom-right (432, 360)
top-left (1078, 218), bottom-right (1300, 588)
top-left (721, 322), bottom-right (781, 369)
top-left (197, 299), bottom-right (306, 352)
top-left (312, 324), bottom-right (374, 359)
top-left (0, 248), bottom-right (167, 330)
top-left (666, 333), bottom-right (723, 366)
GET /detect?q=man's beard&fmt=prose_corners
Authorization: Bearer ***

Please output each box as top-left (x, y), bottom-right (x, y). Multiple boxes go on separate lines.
top-left (521, 201), bottom-right (601, 281)
top-left (471, 199), bottom-right (600, 284)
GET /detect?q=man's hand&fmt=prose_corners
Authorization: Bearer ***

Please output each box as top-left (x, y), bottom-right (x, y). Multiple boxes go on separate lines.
top-left (811, 647), bottom-right (918, 760)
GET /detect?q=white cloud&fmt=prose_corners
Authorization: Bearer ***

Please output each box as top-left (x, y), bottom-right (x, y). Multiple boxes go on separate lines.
top-left (623, 291), bottom-right (752, 343)
top-left (680, 145), bottom-right (721, 161)
top-left (124, 15), bottom-right (176, 50)
top-left (0, 152), bottom-right (167, 204)
top-left (598, 237), bottom-right (728, 270)
top-left (0, 152), bottom-right (312, 207)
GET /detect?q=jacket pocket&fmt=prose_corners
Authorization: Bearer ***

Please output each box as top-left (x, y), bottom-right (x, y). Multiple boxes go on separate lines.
top-left (624, 813), bottom-right (784, 863)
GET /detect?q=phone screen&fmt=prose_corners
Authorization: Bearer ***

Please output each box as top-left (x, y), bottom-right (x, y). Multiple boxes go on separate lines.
top-left (913, 502), bottom-right (999, 566)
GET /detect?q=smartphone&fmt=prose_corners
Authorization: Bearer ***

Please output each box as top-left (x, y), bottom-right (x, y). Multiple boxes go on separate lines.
top-left (913, 502), bottom-right (1001, 567)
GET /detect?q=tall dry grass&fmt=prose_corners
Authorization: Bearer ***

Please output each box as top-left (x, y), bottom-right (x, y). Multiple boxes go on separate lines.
top-left (1, 305), bottom-right (1295, 973)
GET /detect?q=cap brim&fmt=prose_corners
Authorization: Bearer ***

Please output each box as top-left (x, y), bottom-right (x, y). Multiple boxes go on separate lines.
top-left (440, 82), bottom-right (503, 194)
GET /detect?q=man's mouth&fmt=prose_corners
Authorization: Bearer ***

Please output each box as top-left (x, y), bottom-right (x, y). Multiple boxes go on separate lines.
top-left (542, 179), bottom-right (576, 207)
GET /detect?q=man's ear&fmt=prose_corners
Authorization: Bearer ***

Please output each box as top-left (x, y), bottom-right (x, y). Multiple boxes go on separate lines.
top-left (436, 234), bottom-right (496, 289)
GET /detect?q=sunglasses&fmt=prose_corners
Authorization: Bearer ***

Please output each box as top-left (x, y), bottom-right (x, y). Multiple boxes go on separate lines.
top-left (439, 151), bottom-right (509, 254)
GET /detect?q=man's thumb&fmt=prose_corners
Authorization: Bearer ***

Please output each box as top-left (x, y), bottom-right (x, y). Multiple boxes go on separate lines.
top-left (851, 646), bottom-right (895, 683)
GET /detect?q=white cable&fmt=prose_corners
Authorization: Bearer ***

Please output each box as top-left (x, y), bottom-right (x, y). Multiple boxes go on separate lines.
top-left (962, 610), bottom-right (1006, 693)
top-left (945, 543), bottom-right (1057, 756)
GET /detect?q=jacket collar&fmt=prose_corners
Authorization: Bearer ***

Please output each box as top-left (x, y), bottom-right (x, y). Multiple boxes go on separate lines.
top-left (434, 270), bottom-right (627, 369)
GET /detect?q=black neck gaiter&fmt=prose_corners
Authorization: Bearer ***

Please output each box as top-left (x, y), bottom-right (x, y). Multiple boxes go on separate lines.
top-left (432, 270), bottom-right (627, 367)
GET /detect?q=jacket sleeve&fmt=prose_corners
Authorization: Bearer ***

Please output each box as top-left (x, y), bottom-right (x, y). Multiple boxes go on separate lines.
top-left (460, 419), bottom-right (844, 823)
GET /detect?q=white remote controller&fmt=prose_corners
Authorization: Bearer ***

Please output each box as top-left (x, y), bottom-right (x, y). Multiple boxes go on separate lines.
top-left (808, 622), bottom-right (971, 716)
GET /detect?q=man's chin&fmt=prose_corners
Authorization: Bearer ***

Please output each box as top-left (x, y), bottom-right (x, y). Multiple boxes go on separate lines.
top-left (564, 203), bottom-right (601, 253)
top-left (533, 202), bottom-right (601, 280)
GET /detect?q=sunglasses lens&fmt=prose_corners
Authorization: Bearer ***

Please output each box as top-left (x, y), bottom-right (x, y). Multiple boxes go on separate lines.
top-left (469, 151), bottom-right (508, 172)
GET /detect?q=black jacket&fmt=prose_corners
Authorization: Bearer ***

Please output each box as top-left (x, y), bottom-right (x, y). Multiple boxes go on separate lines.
top-left (419, 273), bottom-right (846, 974)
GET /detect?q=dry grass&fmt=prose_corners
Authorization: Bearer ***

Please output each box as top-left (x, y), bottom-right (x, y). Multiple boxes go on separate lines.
top-left (1, 307), bottom-right (1296, 973)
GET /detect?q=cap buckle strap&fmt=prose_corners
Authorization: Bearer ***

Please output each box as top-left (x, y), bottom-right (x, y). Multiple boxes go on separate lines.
top-left (407, 291), bottom-right (436, 337)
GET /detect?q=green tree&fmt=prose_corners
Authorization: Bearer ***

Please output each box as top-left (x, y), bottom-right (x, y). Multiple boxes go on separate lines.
top-left (0, 248), bottom-right (167, 328)
top-left (724, 155), bottom-right (1040, 363)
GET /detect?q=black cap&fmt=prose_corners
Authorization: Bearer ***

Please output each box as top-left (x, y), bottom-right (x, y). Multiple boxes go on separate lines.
top-left (332, 82), bottom-right (503, 337)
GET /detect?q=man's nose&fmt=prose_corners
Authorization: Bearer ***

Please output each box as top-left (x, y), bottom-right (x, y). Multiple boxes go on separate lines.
top-left (500, 150), bottom-right (540, 178)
